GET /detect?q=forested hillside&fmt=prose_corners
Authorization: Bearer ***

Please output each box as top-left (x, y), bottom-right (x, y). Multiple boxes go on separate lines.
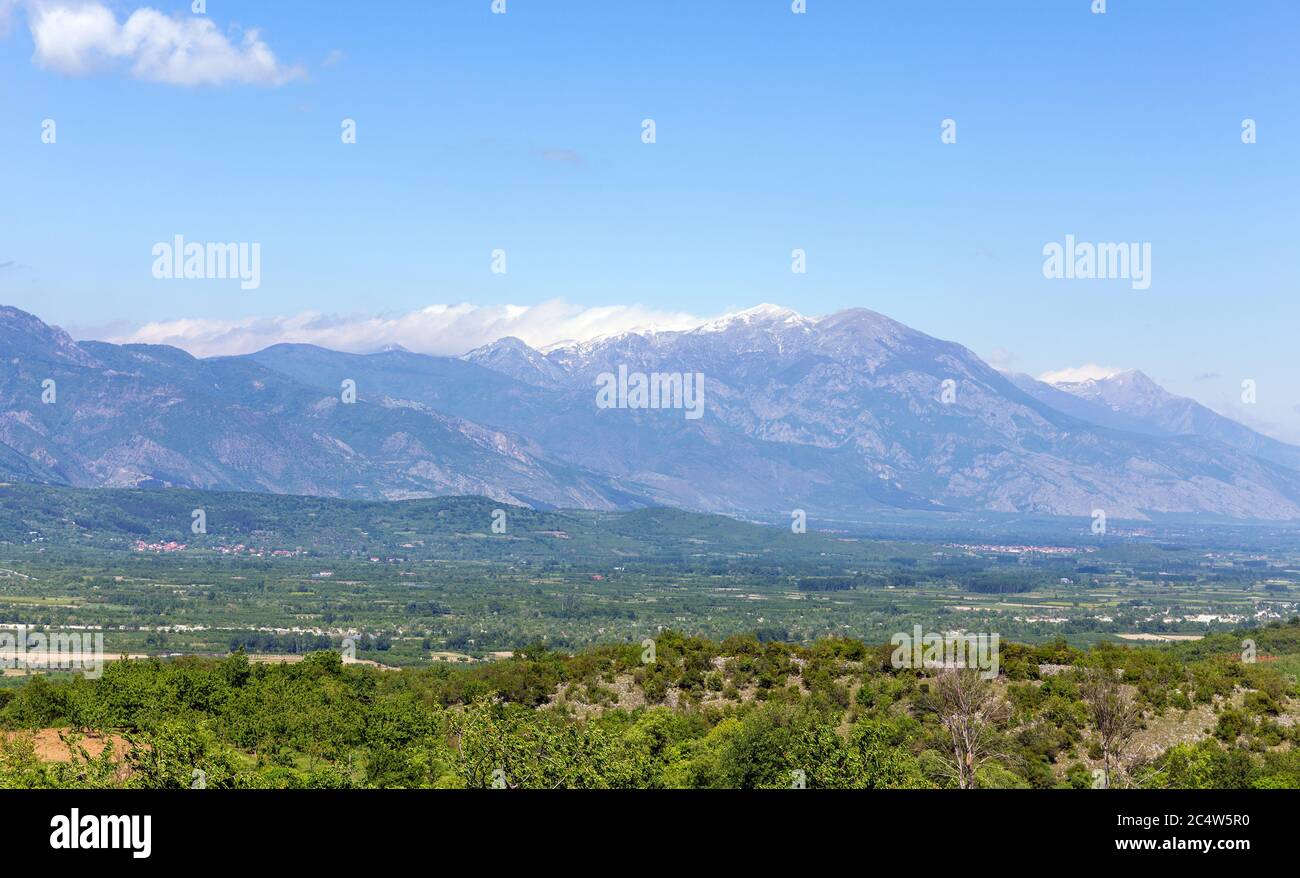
top-left (3, 625), bottom-right (1298, 789)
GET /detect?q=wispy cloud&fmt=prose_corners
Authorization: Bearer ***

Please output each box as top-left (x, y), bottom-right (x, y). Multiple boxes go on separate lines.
top-left (112, 300), bottom-right (709, 358)
top-left (1038, 363), bottom-right (1126, 385)
top-left (19, 0), bottom-right (302, 86)
top-left (536, 147), bottom-right (584, 167)
top-left (0, 0), bottom-right (19, 36)
top-left (983, 347), bottom-right (1017, 372)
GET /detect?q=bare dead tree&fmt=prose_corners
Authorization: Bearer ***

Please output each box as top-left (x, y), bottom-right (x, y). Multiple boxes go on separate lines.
top-left (929, 668), bottom-right (1011, 789)
top-left (1081, 667), bottom-right (1142, 789)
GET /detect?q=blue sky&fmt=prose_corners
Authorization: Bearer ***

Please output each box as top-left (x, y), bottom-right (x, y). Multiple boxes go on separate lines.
top-left (1, 0), bottom-right (1297, 439)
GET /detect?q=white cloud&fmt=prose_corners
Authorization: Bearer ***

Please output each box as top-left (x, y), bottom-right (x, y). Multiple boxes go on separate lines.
top-left (24, 1), bottom-right (301, 85)
top-left (1038, 363), bottom-right (1126, 385)
top-left (983, 348), bottom-right (1017, 372)
top-left (113, 300), bottom-right (710, 358)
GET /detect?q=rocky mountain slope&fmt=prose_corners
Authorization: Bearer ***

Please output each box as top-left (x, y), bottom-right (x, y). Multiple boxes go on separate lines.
top-left (0, 306), bottom-right (642, 507)
top-left (3, 303), bottom-right (1300, 520)
top-left (462, 305), bottom-right (1300, 519)
top-left (1011, 369), bottom-right (1300, 473)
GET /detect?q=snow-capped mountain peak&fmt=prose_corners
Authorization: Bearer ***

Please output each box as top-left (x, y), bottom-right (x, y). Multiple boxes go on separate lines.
top-left (1051, 369), bottom-right (1175, 413)
top-left (695, 303), bottom-right (810, 333)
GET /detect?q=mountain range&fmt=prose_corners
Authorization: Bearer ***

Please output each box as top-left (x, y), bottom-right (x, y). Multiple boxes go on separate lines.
top-left (2, 302), bottom-right (1298, 520)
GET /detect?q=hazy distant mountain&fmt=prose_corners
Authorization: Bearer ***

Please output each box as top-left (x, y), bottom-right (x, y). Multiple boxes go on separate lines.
top-left (1004, 372), bottom-right (1169, 437)
top-left (463, 336), bottom-right (568, 388)
top-left (1011, 369), bottom-right (1300, 472)
top-left (0, 307), bottom-right (643, 508)
top-left (3, 303), bottom-right (1300, 520)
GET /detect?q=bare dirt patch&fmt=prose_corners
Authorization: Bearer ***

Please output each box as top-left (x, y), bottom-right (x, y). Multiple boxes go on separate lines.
top-left (3, 728), bottom-right (130, 762)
